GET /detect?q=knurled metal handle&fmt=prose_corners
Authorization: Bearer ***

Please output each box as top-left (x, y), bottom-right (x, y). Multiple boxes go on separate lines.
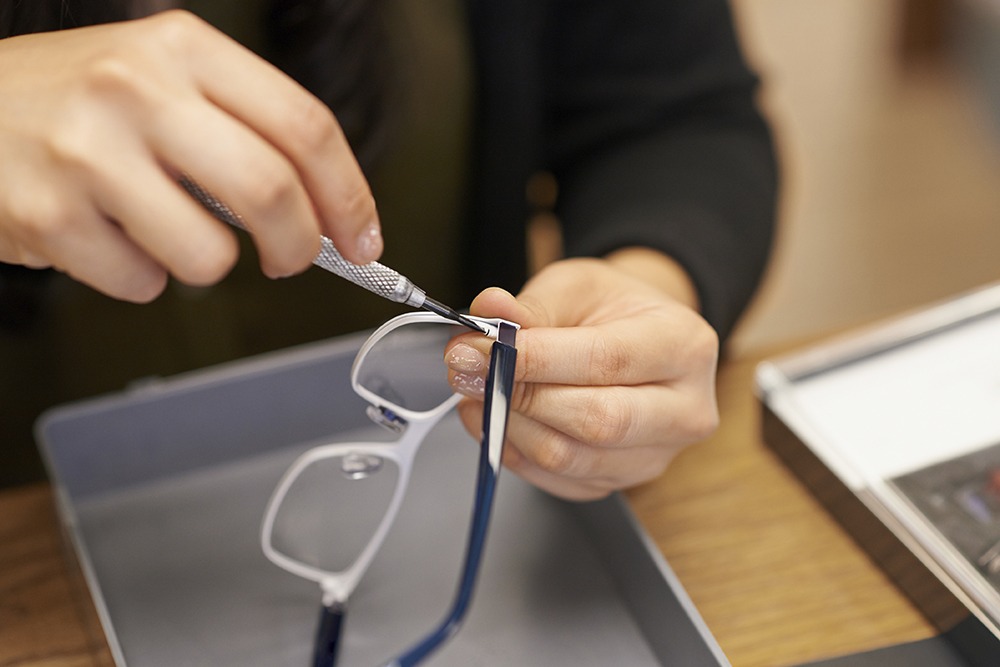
top-left (179, 176), bottom-right (425, 307)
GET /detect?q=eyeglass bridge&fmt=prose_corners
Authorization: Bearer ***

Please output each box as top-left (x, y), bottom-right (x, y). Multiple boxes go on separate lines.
top-left (366, 404), bottom-right (408, 433)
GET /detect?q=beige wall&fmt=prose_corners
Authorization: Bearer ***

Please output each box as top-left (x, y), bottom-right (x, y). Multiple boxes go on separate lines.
top-left (729, 0), bottom-right (1000, 356)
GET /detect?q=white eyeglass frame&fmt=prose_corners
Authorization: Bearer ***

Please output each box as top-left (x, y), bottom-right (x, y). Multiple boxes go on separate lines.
top-left (259, 311), bottom-right (513, 608)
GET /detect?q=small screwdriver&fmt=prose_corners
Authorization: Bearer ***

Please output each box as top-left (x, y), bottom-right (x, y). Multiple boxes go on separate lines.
top-left (178, 176), bottom-right (485, 333)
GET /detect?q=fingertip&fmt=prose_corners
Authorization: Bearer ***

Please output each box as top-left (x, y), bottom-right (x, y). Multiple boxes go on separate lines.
top-left (319, 216), bottom-right (382, 266)
top-left (474, 286), bottom-right (516, 303)
top-left (93, 263), bottom-right (169, 304)
top-left (469, 287), bottom-right (520, 319)
top-left (318, 186), bottom-right (382, 265)
top-left (128, 273), bottom-right (169, 303)
top-left (355, 221), bottom-right (383, 264)
top-left (470, 286), bottom-right (550, 329)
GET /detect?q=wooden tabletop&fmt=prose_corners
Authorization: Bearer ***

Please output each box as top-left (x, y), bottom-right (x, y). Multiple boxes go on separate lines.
top-left (0, 350), bottom-right (934, 667)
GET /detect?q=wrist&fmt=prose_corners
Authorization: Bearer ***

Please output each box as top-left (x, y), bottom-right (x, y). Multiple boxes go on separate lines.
top-left (603, 247), bottom-right (700, 311)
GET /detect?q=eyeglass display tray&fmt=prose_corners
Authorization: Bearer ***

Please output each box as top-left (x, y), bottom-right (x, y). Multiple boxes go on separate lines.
top-left (37, 330), bottom-right (728, 666)
top-left (756, 281), bottom-right (1000, 667)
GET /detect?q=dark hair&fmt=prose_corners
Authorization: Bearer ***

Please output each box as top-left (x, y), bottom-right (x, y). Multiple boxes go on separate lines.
top-left (0, 0), bottom-right (393, 171)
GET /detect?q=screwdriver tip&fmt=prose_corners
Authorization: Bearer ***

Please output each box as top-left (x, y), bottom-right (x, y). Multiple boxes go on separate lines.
top-left (423, 297), bottom-right (488, 334)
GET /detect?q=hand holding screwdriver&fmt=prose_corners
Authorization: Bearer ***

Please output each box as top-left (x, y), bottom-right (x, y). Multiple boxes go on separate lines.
top-left (179, 176), bottom-right (483, 332)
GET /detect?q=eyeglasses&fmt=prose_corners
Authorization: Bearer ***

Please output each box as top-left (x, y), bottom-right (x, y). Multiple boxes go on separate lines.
top-left (260, 311), bottom-right (518, 666)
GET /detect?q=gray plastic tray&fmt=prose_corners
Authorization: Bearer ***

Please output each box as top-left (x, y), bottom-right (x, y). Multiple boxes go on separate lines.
top-left (37, 332), bottom-right (728, 666)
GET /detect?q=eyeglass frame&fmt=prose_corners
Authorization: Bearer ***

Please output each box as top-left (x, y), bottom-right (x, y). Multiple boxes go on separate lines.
top-left (259, 311), bottom-right (519, 666)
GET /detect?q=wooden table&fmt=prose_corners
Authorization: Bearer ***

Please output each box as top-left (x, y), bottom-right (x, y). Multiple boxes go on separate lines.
top-left (0, 351), bottom-right (934, 667)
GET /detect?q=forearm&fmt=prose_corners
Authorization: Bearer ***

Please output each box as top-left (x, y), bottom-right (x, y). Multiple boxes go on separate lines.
top-left (544, 0), bottom-right (778, 341)
top-left (556, 121), bottom-right (777, 340)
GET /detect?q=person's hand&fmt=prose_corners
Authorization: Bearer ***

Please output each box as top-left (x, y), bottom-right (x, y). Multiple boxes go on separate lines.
top-left (445, 249), bottom-right (720, 501)
top-left (0, 10), bottom-right (381, 302)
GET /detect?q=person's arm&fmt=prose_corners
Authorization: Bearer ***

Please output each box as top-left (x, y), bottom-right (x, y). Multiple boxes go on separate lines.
top-left (545, 0), bottom-right (778, 342)
top-left (447, 0), bottom-right (777, 500)
top-left (0, 10), bottom-right (383, 302)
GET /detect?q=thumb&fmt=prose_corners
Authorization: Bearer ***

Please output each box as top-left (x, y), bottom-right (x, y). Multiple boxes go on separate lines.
top-left (471, 259), bottom-right (620, 329)
top-left (468, 286), bottom-right (551, 328)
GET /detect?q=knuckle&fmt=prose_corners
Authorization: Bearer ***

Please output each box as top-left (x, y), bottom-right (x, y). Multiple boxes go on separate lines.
top-left (588, 334), bottom-right (632, 385)
top-left (238, 163), bottom-right (299, 216)
top-left (687, 401), bottom-right (720, 442)
top-left (77, 53), bottom-right (155, 106)
top-left (690, 320), bottom-right (720, 367)
top-left (287, 96), bottom-right (340, 151)
top-left (532, 435), bottom-right (578, 477)
top-left (145, 9), bottom-right (204, 51)
top-left (579, 390), bottom-right (633, 447)
top-left (513, 339), bottom-right (539, 381)
top-left (513, 334), bottom-right (553, 383)
top-left (118, 270), bottom-right (169, 303)
top-left (72, 57), bottom-right (167, 131)
top-left (46, 109), bottom-right (101, 171)
top-left (510, 380), bottom-right (538, 418)
top-left (333, 180), bottom-right (377, 224)
top-left (666, 391), bottom-right (719, 446)
top-left (6, 190), bottom-right (71, 243)
top-left (75, 11), bottom-right (202, 100)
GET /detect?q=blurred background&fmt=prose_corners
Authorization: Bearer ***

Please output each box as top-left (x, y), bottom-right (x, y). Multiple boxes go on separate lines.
top-left (4, 0), bottom-right (1000, 487)
top-left (728, 0), bottom-right (1000, 357)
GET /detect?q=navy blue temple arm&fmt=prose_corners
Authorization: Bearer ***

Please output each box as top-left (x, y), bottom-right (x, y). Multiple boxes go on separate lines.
top-left (313, 602), bottom-right (345, 667)
top-left (385, 324), bottom-right (518, 667)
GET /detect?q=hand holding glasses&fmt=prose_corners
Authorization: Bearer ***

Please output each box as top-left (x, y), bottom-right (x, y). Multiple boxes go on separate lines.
top-left (261, 311), bottom-right (518, 666)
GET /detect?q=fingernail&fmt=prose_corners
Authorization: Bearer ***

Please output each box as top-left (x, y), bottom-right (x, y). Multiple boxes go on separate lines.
top-left (356, 222), bottom-right (383, 263)
top-left (446, 343), bottom-right (486, 373)
top-left (451, 372), bottom-right (485, 399)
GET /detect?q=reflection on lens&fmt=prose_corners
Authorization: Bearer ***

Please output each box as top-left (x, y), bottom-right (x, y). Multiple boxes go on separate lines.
top-left (270, 452), bottom-right (400, 573)
top-left (357, 322), bottom-right (464, 413)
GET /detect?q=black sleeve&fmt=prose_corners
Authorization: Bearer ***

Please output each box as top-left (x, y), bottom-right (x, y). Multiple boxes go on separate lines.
top-left (542, 0), bottom-right (779, 342)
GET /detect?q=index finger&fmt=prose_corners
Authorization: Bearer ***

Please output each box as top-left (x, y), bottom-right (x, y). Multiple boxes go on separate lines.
top-left (458, 287), bottom-right (690, 386)
top-left (169, 11), bottom-right (382, 264)
top-left (512, 320), bottom-right (689, 386)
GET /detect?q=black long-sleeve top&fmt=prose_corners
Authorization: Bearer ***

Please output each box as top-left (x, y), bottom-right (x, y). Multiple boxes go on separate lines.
top-left (466, 0), bottom-right (778, 342)
top-left (0, 0), bottom-right (777, 483)
top-left (0, 0), bottom-right (776, 343)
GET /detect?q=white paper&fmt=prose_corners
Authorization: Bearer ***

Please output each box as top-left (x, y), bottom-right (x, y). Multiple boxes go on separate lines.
top-left (788, 311), bottom-right (1000, 482)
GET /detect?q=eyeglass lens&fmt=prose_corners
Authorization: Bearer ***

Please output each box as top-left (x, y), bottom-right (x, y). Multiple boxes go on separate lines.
top-left (356, 322), bottom-right (466, 413)
top-left (270, 454), bottom-right (402, 574)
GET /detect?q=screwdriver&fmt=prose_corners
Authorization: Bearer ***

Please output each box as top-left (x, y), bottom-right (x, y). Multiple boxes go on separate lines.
top-left (178, 176), bottom-right (485, 333)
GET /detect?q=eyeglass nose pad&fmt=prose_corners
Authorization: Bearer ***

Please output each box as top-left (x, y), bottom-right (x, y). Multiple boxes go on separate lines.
top-left (366, 404), bottom-right (408, 433)
top-left (340, 452), bottom-right (385, 480)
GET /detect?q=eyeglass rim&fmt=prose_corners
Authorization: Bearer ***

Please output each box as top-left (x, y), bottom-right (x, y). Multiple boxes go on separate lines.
top-left (350, 312), bottom-right (507, 422)
top-left (262, 313), bottom-right (511, 602)
top-left (260, 436), bottom-right (428, 604)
